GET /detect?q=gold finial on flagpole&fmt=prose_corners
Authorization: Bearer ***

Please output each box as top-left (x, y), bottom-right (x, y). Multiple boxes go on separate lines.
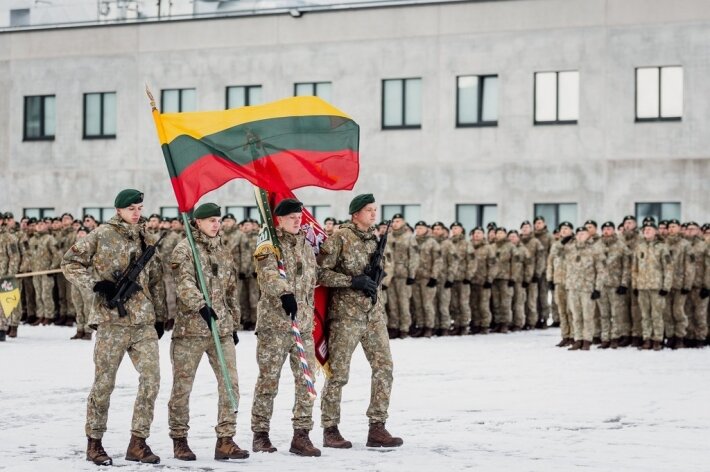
top-left (145, 84), bottom-right (157, 111)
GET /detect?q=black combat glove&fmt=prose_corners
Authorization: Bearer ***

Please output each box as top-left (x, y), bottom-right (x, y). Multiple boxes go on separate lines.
top-left (616, 286), bottom-right (628, 295)
top-left (238, 272), bottom-right (247, 280)
top-left (154, 321), bottom-right (165, 340)
top-left (252, 272), bottom-right (257, 278)
top-left (531, 275), bottom-right (539, 283)
top-left (680, 288), bottom-right (691, 295)
top-left (280, 293), bottom-right (298, 320)
top-left (507, 280), bottom-right (515, 287)
top-left (522, 282), bottom-right (529, 289)
top-left (633, 288), bottom-right (639, 296)
top-left (199, 305), bottom-right (218, 331)
top-left (463, 279), bottom-right (472, 285)
top-left (164, 318), bottom-right (175, 331)
top-left (549, 282), bottom-right (555, 291)
top-left (700, 287), bottom-right (710, 299)
top-left (406, 277), bottom-right (416, 286)
top-left (444, 281), bottom-right (453, 289)
top-left (426, 278), bottom-right (437, 288)
top-left (658, 290), bottom-right (669, 297)
top-left (93, 280), bottom-right (118, 301)
top-left (483, 281), bottom-right (492, 289)
top-left (591, 290), bottom-right (601, 300)
top-left (232, 331), bottom-right (240, 345)
top-left (351, 275), bottom-right (377, 293)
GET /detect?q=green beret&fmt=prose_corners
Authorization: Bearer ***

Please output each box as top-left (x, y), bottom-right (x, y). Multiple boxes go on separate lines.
top-left (348, 194), bottom-right (375, 214)
top-left (114, 189), bottom-right (144, 209)
top-left (274, 198), bottom-right (303, 216)
top-left (193, 203), bottom-right (221, 219)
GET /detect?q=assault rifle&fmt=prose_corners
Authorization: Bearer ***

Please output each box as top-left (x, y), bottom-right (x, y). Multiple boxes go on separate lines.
top-left (363, 220), bottom-right (391, 304)
top-left (109, 233), bottom-right (165, 317)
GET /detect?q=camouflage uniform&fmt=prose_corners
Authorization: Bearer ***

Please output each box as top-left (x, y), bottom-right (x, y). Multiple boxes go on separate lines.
top-left (169, 228), bottom-right (242, 439)
top-left (547, 237), bottom-right (573, 339)
top-left (61, 215), bottom-right (167, 440)
top-left (686, 236), bottom-right (709, 342)
top-left (449, 234), bottom-right (474, 331)
top-left (385, 227), bottom-right (418, 333)
top-left (434, 234), bottom-right (458, 332)
top-left (520, 235), bottom-right (545, 327)
top-left (412, 233), bottom-right (442, 330)
top-left (239, 229), bottom-right (260, 328)
top-left (565, 240), bottom-right (603, 342)
top-left (29, 231), bottom-right (61, 320)
top-left (317, 222), bottom-right (394, 428)
top-left (251, 228), bottom-right (318, 433)
top-left (0, 229), bottom-right (21, 331)
top-left (71, 284), bottom-right (94, 334)
top-left (492, 239), bottom-right (515, 328)
top-left (663, 234), bottom-right (695, 339)
top-left (510, 243), bottom-right (533, 329)
top-left (534, 228), bottom-right (554, 323)
top-left (222, 225), bottom-right (245, 327)
top-left (470, 241), bottom-right (497, 330)
top-left (596, 234), bottom-right (632, 342)
top-left (18, 231), bottom-right (36, 320)
top-left (158, 228), bottom-right (181, 322)
top-left (623, 230), bottom-right (642, 338)
top-left (632, 238), bottom-right (673, 342)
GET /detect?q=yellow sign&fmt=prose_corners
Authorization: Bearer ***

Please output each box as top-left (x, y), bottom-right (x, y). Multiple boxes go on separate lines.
top-left (0, 277), bottom-right (20, 318)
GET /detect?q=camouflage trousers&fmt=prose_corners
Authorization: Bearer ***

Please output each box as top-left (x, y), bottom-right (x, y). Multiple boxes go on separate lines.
top-left (630, 292), bottom-right (642, 337)
top-left (663, 290), bottom-right (688, 338)
top-left (411, 278), bottom-right (436, 329)
top-left (169, 335), bottom-right (240, 439)
top-left (550, 291), bottom-right (560, 324)
top-left (554, 284), bottom-right (572, 339)
top-left (21, 277), bottom-right (35, 318)
top-left (32, 274), bottom-right (55, 319)
top-left (251, 329), bottom-right (316, 432)
top-left (386, 278), bottom-right (412, 332)
top-left (449, 281), bottom-right (471, 329)
top-left (71, 284), bottom-right (94, 332)
top-left (524, 282), bottom-right (538, 327)
top-left (240, 277), bottom-right (259, 327)
top-left (491, 280), bottom-right (513, 326)
top-left (470, 284), bottom-right (492, 329)
top-left (512, 282), bottom-right (527, 329)
top-left (536, 274), bottom-right (550, 322)
top-left (686, 288), bottom-right (709, 341)
top-left (163, 264), bottom-right (177, 321)
top-left (567, 289), bottom-right (595, 342)
top-left (434, 281), bottom-right (451, 331)
top-left (57, 273), bottom-right (75, 317)
top-left (596, 288), bottom-right (628, 341)
top-left (638, 290), bottom-right (665, 341)
top-left (86, 324), bottom-right (160, 439)
top-left (321, 316), bottom-right (393, 428)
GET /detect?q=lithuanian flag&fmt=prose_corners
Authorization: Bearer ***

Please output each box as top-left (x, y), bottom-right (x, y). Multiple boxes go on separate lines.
top-left (151, 96), bottom-right (360, 212)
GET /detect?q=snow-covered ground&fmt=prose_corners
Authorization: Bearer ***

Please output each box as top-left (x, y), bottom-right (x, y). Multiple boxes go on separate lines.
top-left (0, 326), bottom-right (708, 472)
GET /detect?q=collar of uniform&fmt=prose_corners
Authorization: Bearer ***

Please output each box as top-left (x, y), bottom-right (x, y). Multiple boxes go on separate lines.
top-left (192, 226), bottom-right (220, 252)
top-left (339, 221), bottom-right (377, 241)
top-left (392, 226), bottom-right (408, 237)
top-left (276, 227), bottom-right (300, 246)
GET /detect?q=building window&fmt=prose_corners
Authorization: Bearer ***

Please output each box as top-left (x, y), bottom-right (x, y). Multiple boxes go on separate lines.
top-left (635, 202), bottom-right (681, 222)
top-left (160, 206), bottom-right (179, 219)
top-left (304, 205), bottom-right (331, 223)
top-left (83, 92), bottom-right (116, 139)
top-left (294, 82), bottom-right (332, 102)
top-left (23, 208), bottom-right (55, 219)
top-left (456, 75), bottom-right (498, 127)
top-left (226, 85), bottom-right (262, 109)
top-left (533, 203), bottom-right (578, 230)
top-left (225, 206), bottom-right (260, 222)
top-left (635, 66), bottom-right (683, 121)
top-left (82, 207), bottom-right (114, 223)
top-left (10, 9), bottom-right (30, 27)
top-left (382, 78), bottom-right (422, 129)
top-left (381, 204), bottom-right (421, 223)
top-left (161, 88), bottom-right (196, 113)
top-left (534, 71), bottom-right (579, 124)
top-left (23, 95), bottom-right (55, 141)
top-left (456, 204), bottom-right (498, 232)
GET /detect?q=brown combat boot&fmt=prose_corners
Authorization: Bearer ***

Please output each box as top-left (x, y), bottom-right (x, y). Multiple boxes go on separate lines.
top-left (366, 422), bottom-right (403, 448)
top-left (568, 340), bottom-right (582, 351)
top-left (8, 326), bottom-right (18, 338)
top-left (581, 341), bottom-right (591, 351)
top-left (422, 328), bottom-right (433, 338)
top-left (30, 317), bottom-right (41, 326)
top-left (499, 325), bottom-right (509, 334)
top-left (652, 340), bottom-right (663, 351)
top-left (618, 336), bottom-right (631, 347)
top-left (172, 437), bottom-right (196, 461)
top-left (125, 434), bottom-right (160, 464)
top-left (86, 437), bottom-right (112, 466)
top-left (610, 339), bottom-right (619, 349)
top-left (83, 332), bottom-right (93, 341)
top-left (252, 431), bottom-right (277, 453)
top-left (666, 337), bottom-right (676, 349)
top-left (71, 330), bottom-right (84, 340)
top-left (399, 330), bottom-right (409, 339)
top-left (631, 337), bottom-right (642, 348)
top-left (410, 327), bottom-right (423, 338)
top-left (323, 426), bottom-right (352, 449)
top-left (289, 429), bottom-right (321, 457)
top-left (598, 341), bottom-right (610, 349)
top-left (592, 336), bottom-right (601, 345)
top-left (479, 327), bottom-right (489, 335)
top-left (674, 338), bottom-right (685, 349)
top-left (555, 338), bottom-right (568, 347)
top-left (215, 437), bottom-right (249, 460)
top-left (639, 339), bottom-right (652, 350)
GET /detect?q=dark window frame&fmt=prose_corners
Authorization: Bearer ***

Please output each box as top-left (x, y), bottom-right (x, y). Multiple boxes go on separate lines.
top-left (160, 88), bottom-right (195, 113)
top-left (23, 207), bottom-right (55, 219)
top-left (225, 205), bottom-right (260, 222)
top-left (82, 207), bottom-right (114, 223)
top-left (634, 66), bottom-right (683, 123)
top-left (634, 202), bottom-right (682, 221)
top-left (455, 203), bottom-right (497, 228)
top-left (23, 95), bottom-right (55, 141)
top-left (533, 202), bottom-right (578, 229)
top-left (83, 92), bottom-right (117, 140)
top-left (381, 78), bottom-right (422, 130)
top-left (455, 75), bottom-right (499, 128)
top-left (293, 82), bottom-right (331, 98)
top-left (225, 85), bottom-right (262, 109)
top-left (533, 71), bottom-right (578, 126)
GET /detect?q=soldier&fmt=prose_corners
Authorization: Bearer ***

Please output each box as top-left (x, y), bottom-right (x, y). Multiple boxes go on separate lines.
top-left (520, 221), bottom-right (545, 330)
top-left (168, 203), bottom-right (247, 461)
top-left (220, 213), bottom-right (245, 330)
top-left (0, 219), bottom-right (21, 340)
top-left (158, 216), bottom-right (181, 331)
top-left (83, 214), bottom-right (98, 231)
top-left (251, 199), bottom-right (321, 457)
top-left (685, 222), bottom-right (709, 347)
top-left (658, 220), bottom-right (669, 241)
top-left (431, 222), bottom-right (457, 336)
top-left (508, 230), bottom-right (533, 331)
top-left (385, 214), bottom-right (418, 339)
top-left (18, 218), bottom-right (37, 324)
top-left (533, 216), bottom-right (553, 328)
top-left (239, 219), bottom-right (260, 330)
top-left (663, 219), bottom-right (695, 349)
top-left (622, 215), bottom-right (643, 347)
top-left (317, 193), bottom-right (403, 449)
top-left (323, 217), bottom-right (337, 237)
top-left (470, 226), bottom-right (497, 334)
top-left (631, 222), bottom-right (673, 350)
top-left (449, 222), bottom-right (473, 335)
top-left (29, 219), bottom-right (61, 325)
top-left (596, 222), bottom-right (632, 349)
top-left (411, 221), bottom-right (442, 338)
top-left (548, 222), bottom-right (575, 347)
top-left (62, 189), bottom-right (167, 466)
top-left (491, 227), bottom-right (514, 333)
top-left (69, 226), bottom-right (95, 340)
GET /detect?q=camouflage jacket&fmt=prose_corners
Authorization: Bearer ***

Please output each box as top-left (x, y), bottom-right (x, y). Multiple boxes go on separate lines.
top-left (255, 228), bottom-right (318, 333)
top-left (510, 243), bottom-right (534, 284)
top-left (0, 230), bottom-right (20, 276)
top-left (471, 241), bottom-right (498, 285)
top-left (623, 230), bottom-right (641, 251)
top-left (159, 230), bottom-right (181, 266)
top-left (598, 234), bottom-right (632, 288)
top-left (171, 228), bottom-right (240, 338)
top-left (547, 236), bottom-right (574, 285)
top-left (534, 228), bottom-right (553, 259)
top-left (61, 215), bottom-right (167, 327)
top-left (18, 231), bottom-right (33, 272)
top-left (387, 227), bottom-right (419, 279)
top-left (664, 234), bottom-right (696, 291)
top-left (631, 238), bottom-right (673, 291)
top-left (220, 226), bottom-right (243, 270)
top-left (493, 239), bottom-right (515, 281)
top-left (689, 237), bottom-right (710, 289)
top-left (450, 234), bottom-right (474, 281)
top-left (317, 222), bottom-right (387, 322)
top-left (565, 240), bottom-right (603, 292)
top-left (434, 235), bottom-right (459, 284)
top-left (521, 234), bottom-right (545, 279)
top-left (28, 232), bottom-right (61, 271)
top-left (240, 230), bottom-right (259, 275)
top-left (414, 234), bottom-right (442, 280)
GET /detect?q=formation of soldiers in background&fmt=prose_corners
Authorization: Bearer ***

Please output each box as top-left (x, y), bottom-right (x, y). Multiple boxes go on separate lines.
top-left (1, 209), bottom-right (709, 351)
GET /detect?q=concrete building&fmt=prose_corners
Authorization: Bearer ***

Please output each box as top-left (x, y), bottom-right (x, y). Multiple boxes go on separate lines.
top-left (1, 0), bottom-right (708, 230)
